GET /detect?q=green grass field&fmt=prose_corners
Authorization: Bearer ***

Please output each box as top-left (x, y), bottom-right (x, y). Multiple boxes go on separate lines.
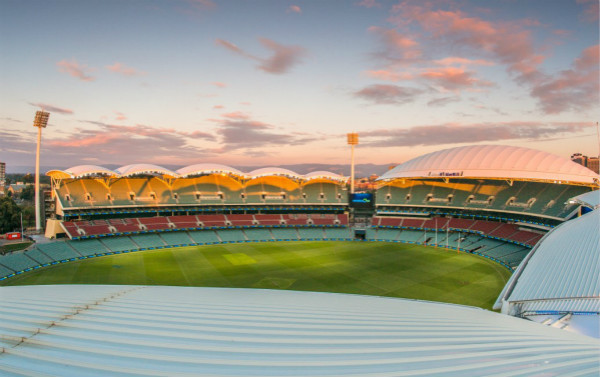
top-left (0, 241), bottom-right (511, 309)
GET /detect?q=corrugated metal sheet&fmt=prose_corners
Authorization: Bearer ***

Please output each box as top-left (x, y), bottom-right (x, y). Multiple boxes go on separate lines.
top-left (503, 210), bottom-right (600, 302)
top-left (0, 285), bottom-right (598, 377)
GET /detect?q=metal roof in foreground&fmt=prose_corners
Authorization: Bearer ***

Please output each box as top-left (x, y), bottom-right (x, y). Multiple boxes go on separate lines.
top-left (0, 285), bottom-right (598, 377)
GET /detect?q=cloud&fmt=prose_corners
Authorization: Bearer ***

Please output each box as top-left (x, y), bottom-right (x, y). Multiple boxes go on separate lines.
top-left (114, 111), bottom-right (127, 121)
top-left (56, 59), bottom-right (95, 82)
top-left (358, 0), bottom-right (381, 8)
top-left (215, 39), bottom-right (259, 60)
top-left (354, 84), bottom-right (423, 104)
top-left (389, 3), bottom-right (544, 83)
top-left (105, 62), bottom-right (144, 76)
top-left (365, 69), bottom-right (414, 81)
top-left (213, 115), bottom-right (319, 153)
top-left (419, 67), bottom-right (493, 92)
top-left (577, 0), bottom-right (599, 22)
top-left (257, 38), bottom-right (306, 74)
top-left (433, 57), bottom-right (494, 67)
top-left (42, 122), bottom-right (216, 165)
top-left (368, 26), bottom-right (421, 63)
top-left (530, 44), bottom-right (599, 114)
top-left (216, 37), bottom-right (306, 74)
top-left (427, 96), bottom-right (460, 107)
top-left (360, 121), bottom-right (593, 147)
top-left (29, 103), bottom-right (74, 115)
top-left (287, 5), bottom-right (301, 14)
top-left (212, 105), bottom-right (224, 110)
top-left (211, 81), bottom-right (227, 88)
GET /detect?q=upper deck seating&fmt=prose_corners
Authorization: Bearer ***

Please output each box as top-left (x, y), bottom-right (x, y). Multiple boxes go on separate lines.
top-left (139, 217), bottom-right (171, 231)
top-left (254, 214), bottom-right (283, 226)
top-left (197, 214), bottom-right (227, 227)
top-left (168, 215), bottom-right (200, 228)
top-left (226, 214), bottom-right (255, 226)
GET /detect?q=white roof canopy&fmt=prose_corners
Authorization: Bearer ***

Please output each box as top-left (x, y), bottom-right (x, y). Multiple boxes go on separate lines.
top-left (378, 145), bottom-right (600, 185)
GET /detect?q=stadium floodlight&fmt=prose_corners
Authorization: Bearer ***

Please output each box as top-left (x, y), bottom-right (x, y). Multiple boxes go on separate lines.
top-left (347, 133), bottom-right (359, 194)
top-left (33, 110), bottom-right (50, 232)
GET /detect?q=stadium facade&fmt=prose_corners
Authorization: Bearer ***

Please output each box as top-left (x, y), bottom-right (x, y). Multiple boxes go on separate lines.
top-left (1, 144), bottom-right (599, 375)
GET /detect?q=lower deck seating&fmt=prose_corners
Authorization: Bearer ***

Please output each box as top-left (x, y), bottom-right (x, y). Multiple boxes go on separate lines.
top-left (160, 232), bottom-right (194, 246)
top-left (130, 234), bottom-right (166, 249)
top-left (70, 239), bottom-right (109, 257)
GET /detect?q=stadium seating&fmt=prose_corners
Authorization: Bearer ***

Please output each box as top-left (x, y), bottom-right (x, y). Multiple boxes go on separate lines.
top-left (270, 228), bottom-right (300, 241)
top-left (139, 217), bottom-right (171, 231)
top-left (0, 253), bottom-right (37, 272)
top-left (298, 228), bottom-right (326, 240)
top-left (168, 215), bottom-right (200, 228)
top-left (24, 248), bottom-right (54, 265)
top-left (100, 237), bottom-right (139, 252)
top-left (244, 228), bottom-right (274, 241)
top-left (36, 242), bottom-right (81, 261)
top-left (188, 230), bottom-right (220, 244)
top-left (160, 232), bottom-right (194, 246)
top-left (70, 239), bottom-right (109, 256)
top-left (375, 179), bottom-right (590, 221)
top-left (323, 228), bottom-right (353, 239)
top-left (130, 234), bottom-right (166, 249)
top-left (216, 229), bottom-right (247, 243)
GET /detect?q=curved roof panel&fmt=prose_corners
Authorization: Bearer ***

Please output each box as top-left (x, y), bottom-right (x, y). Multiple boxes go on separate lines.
top-left (116, 164), bottom-right (178, 178)
top-left (1, 285), bottom-right (598, 376)
top-left (568, 190), bottom-right (600, 209)
top-left (378, 145), bottom-right (600, 185)
top-left (496, 210), bottom-right (600, 316)
top-left (304, 171), bottom-right (347, 182)
top-left (177, 163), bottom-right (247, 178)
top-left (249, 167), bottom-right (303, 179)
top-left (46, 165), bottom-right (118, 179)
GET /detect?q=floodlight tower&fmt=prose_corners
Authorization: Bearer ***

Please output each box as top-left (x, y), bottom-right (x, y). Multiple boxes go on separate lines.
top-left (347, 133), bottom-right (359, 194)
top-left (33, 110), bottom-right (50, 232)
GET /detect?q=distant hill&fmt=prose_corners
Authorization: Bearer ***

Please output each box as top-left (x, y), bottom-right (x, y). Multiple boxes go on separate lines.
top-left (10, 163), bottom-right (397, 177)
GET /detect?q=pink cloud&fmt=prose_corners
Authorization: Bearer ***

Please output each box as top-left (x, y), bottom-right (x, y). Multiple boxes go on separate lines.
top-left (577, 0), bottom-right (599, 22)
top-left (105, 62), bottom-right (144, 76)
top-left (433, 57), bottom-right (494, 67)
top-left (56, 59), bottom-right (95, 82)
top-left (354, 84), bottom-right (423, 104)
top-left (221, 111), bottom-right (249, 120)
top-left (531, 44), bottom-right (599, 114)
top-left (257, 38), bottom-right (306, 74)
top-left (361, 121), bottom-right (594, 147)
top-left (216, 37), bottom-right (305, 74)
top-left (29, 102), bottom-right (74, 115)
top-left (390, 4), bottom-right (544, 83)
top-left (114, 111), bottom-right (127, 121)
top-left (365, 69), bottom-right (413, 81)
top-left (419, 67), bottom-right (493, 92)
top-left (288, 5), bottom-right (301, 14)
top-left (213, 105), bottom-right (224, 109)
top-left (368, 26), bottom-right (421, 62)
top-left (211, 81), bottom-right (227, 88)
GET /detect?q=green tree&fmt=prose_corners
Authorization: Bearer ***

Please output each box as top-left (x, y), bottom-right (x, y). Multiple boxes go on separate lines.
top-left (19, 185), bottom-right (35, 202)
top-left (0, 196), bottom-right (22, 233)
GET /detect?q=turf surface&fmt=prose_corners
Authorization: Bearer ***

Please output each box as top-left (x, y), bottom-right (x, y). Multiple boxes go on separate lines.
top-left (0, 241), bottom-right (511, 309)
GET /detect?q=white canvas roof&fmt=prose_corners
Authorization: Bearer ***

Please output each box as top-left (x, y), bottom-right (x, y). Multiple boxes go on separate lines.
top-left (378, 145), bottom-right (600, 185)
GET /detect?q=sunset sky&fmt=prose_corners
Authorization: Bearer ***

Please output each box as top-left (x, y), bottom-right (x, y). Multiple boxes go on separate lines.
top-left (1, 0), bottom-right (599, 171)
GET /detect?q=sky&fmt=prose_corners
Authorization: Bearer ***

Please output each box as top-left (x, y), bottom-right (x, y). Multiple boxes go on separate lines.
top-left (1, 0), bottom-right (599, 171)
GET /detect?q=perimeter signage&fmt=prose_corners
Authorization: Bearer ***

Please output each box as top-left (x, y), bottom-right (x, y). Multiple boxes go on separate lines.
top-left (428, 171), bottom-right (464, 177)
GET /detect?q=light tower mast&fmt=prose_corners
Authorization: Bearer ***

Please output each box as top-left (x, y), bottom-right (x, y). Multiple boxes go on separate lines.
top-left (33, 110), bottom-right (50, 232)
top-left (347, 133), bottom-right (359, 194)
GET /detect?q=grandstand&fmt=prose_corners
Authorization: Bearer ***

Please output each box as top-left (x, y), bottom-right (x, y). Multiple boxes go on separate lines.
top-left (376, 145), bottom-right (598, 226)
